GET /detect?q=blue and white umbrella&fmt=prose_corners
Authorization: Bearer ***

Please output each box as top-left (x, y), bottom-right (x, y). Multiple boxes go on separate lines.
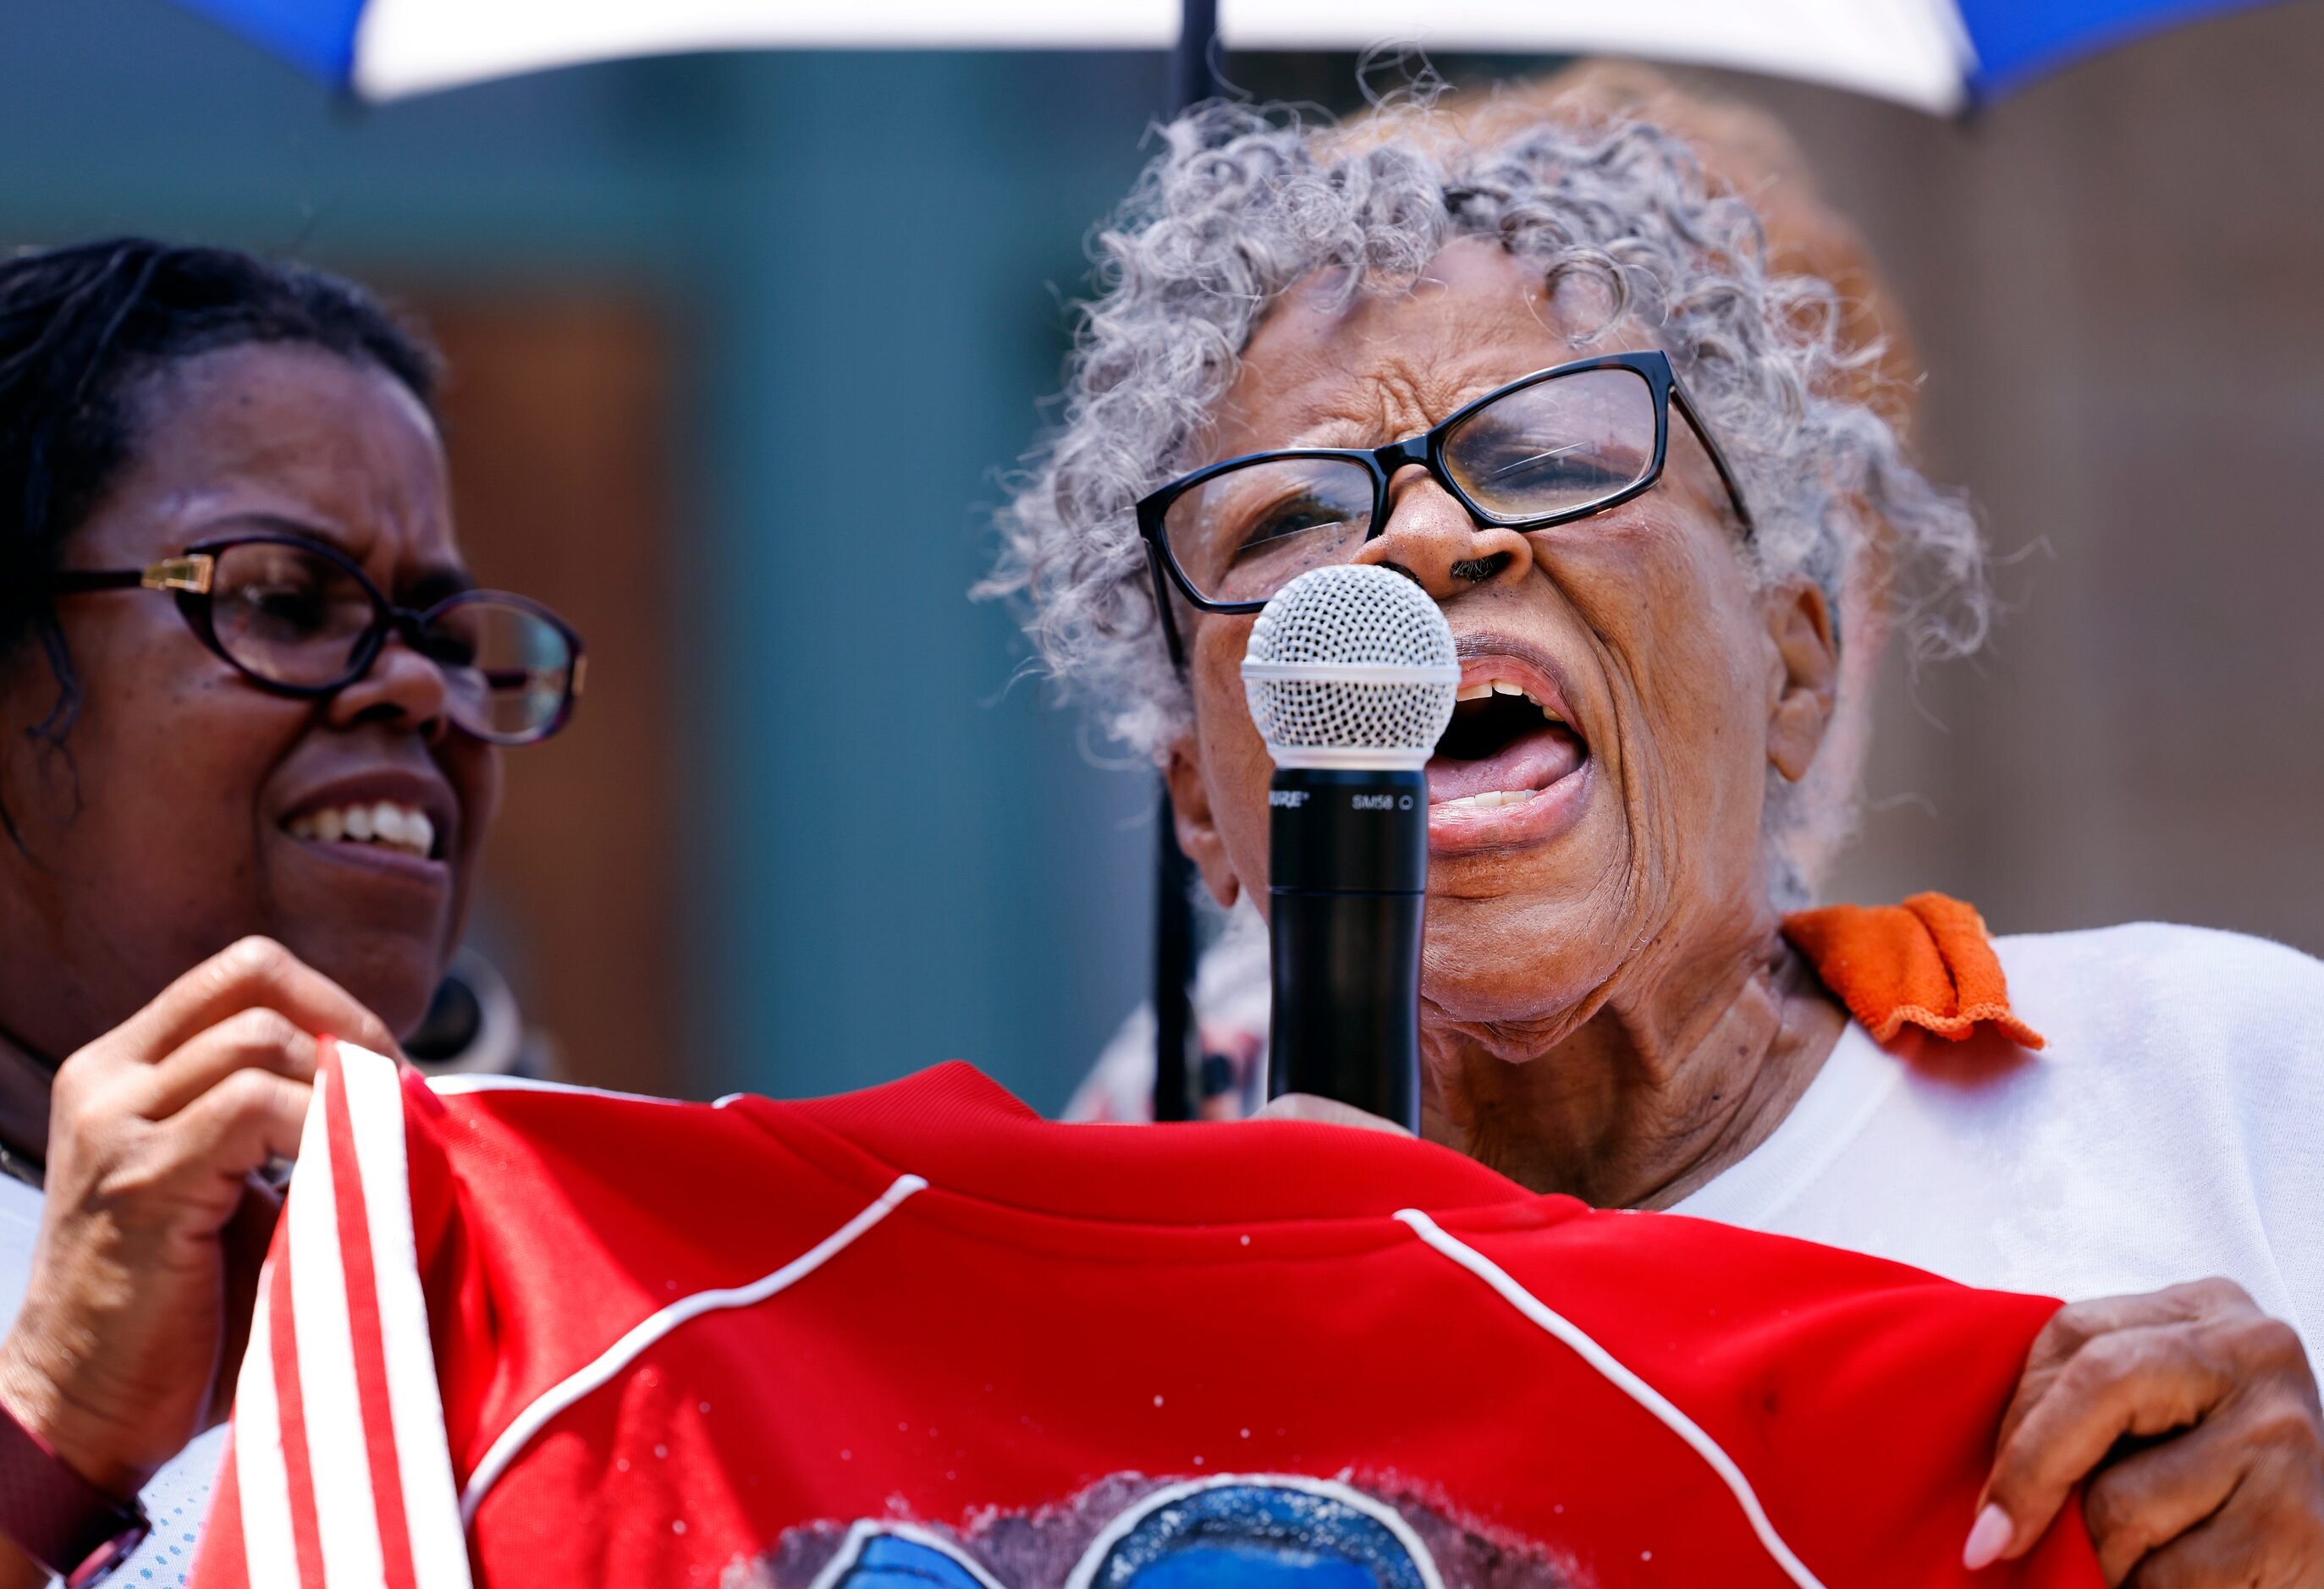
top-left (176, 0), bottom-right (2284, 113)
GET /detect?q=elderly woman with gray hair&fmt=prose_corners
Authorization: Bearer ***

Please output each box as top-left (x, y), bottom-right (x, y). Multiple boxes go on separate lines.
top-left (991, 82), bottom-right (2324, 1587)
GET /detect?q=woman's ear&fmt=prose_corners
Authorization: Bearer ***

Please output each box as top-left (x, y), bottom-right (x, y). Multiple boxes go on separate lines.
top-left (1160, 734), bottom-right (1242, 910)
top-left (1765, 578), bottom-right (1839, 784)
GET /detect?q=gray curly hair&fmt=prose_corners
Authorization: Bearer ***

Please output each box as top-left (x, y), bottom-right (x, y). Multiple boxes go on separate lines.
top-left (987, 91), bottom-right (1988, 907)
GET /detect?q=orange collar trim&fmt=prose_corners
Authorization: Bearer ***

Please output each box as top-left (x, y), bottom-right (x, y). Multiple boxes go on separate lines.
top-left (1780, 892), bottom-right (2045, 1051)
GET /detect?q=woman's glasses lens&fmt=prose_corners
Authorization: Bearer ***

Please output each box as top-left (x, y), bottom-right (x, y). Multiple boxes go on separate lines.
top-left (1162, 454), bottom-right (1375, 606)
top-left (1442, 366), bottom-right (1657, 524)
top-left (1159, 366), bottom-right (1661, 607)
top-left (208, 540), bottom-right (378, 688)
top-left (423, 596), bottom-right (575, 745)
top-left (208, 542), bottom-right (575, 744)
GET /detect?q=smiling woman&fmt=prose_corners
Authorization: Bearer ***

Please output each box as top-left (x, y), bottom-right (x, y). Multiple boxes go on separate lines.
top-left (0, 239), bottom-right (582, 1586)
top-left (996, 71), bottom-right (2324, 1587)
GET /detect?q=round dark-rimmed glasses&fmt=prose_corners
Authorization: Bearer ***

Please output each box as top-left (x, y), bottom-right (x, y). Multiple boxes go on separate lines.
top-left (1136, 349), bottom-right (1754, 663)
top-left (49, 532), bottom-right (586, 745)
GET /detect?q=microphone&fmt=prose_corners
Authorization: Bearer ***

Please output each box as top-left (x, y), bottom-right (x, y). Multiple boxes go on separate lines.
top-left (1240, 565), bottom-right (1458, 1131)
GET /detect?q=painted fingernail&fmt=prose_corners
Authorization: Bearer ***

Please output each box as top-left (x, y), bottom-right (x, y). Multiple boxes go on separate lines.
top-left (1962, 1504), bottom-right (2013, 1570)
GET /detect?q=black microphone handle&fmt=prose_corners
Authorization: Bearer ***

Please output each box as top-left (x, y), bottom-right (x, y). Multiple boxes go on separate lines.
top-left (1266, 766), bottom-right (1427, 1133)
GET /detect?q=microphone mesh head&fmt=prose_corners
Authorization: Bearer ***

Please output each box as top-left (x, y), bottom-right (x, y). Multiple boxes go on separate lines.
top-left (1240, 565), bottom-right (1460, 769)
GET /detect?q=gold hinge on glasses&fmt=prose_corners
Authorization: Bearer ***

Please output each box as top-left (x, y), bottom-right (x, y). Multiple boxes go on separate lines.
top-left (140, 554), bottom-right (215, 595)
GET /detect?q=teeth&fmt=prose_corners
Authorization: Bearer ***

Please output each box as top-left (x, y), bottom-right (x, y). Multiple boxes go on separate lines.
top-left (1440, 789), bottom-right (1541, 811)
top-left (285, 801), bottom-right (437, 859)
top-left (373, 803), bottom-right (409, 845)
top-left (1456, 678), bottom-right (1565, 723)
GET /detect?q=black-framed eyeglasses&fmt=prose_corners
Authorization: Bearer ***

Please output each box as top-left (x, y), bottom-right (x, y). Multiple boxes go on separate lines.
top-left (49, 532), bottom-right (587, 745)
top-left (1135, 349), bottom-right (1754, 663)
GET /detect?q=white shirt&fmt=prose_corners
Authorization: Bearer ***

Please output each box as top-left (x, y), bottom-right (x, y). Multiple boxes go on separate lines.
top-left (0, 1175), bottom-right (223, 1586)
top-left (1676, 922), bottom-right (2324, 1370)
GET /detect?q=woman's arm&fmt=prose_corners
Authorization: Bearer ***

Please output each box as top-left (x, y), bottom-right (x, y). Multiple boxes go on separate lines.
top-left (1968, 1278), bottom-right (2324, 1586)
top-left (0, 938), bottom-right (400, 1586)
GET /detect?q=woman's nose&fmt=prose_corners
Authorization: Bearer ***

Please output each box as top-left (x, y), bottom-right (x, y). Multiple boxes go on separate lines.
top-left (326, 630), bottom-right (453, 741)
top-left (1352, 468), bottom-right (1534, 599)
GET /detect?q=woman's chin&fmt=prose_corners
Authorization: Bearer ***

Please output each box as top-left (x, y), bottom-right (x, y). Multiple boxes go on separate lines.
top-left (266, 904), bottom-right (459, 1043)
top-left (317, 952), bottom-right (441, 1046)
top-left (1416, 954), bottom-right (1607, 1058)
top-left (1427, 756), bottom-right (1594, 858)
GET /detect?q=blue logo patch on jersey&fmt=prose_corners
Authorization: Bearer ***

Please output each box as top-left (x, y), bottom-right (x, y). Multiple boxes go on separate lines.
top-left (807, 1477), bottom-right (1443, 1589)
top-left (1068, 1476), bottom-right (1438, 1589)
top-left (809, 1523), bottom-right (1006, 1589)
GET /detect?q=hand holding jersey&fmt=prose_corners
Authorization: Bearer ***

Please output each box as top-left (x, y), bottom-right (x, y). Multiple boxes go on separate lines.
top-left (1973, 1281), bottom-right (2324, 1585)
top-left (1251, 1091), bottom-right (1415, 1134)
top-left (0, 940), bottom-right (397, 1534)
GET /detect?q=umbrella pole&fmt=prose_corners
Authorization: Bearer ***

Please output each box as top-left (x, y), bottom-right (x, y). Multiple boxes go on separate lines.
top-left (1170, 0), bottom-right (1220, 116)
top-left (1149, 0), bottom-right (1222, 1126)
top-left (1152, 790), bottom-right (1198, 1121)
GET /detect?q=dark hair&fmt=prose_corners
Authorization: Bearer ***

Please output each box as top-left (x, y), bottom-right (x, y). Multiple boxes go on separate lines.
top-left (0, 238), bottom-right (441, 751)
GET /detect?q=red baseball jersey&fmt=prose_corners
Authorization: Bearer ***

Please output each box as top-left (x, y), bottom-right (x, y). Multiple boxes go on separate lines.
top-left (190, 1042), bottom-right (2100, 1589)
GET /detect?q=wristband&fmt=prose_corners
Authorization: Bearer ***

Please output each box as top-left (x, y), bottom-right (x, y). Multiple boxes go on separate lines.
top-left (0, 1399), bottom-right (149, 1586)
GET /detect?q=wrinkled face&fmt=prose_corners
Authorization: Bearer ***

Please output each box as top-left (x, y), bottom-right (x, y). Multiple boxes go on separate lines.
top-left (0, 342), bottom-right (500, 1053)
top-left (1168, 239), bottom-right (1833, 1047)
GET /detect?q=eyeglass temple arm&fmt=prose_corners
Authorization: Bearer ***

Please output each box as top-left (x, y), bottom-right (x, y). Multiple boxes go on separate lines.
top-left (1669, 385), bottom-right (1756, 534)
top-left (1146, 542), bottom-right (1192, 673)
top-left (47, 555), bottom-right (216, 595)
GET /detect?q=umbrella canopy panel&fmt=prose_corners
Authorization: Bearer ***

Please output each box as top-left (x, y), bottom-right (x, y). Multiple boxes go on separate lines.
top-left (355, 0), bottom-right (1177, 100)
top-left (174, 0), bottom-right (2283, 112)
top-left (181, 0), bottom-right (1176, 101)
top-left (1954, 0), bottom-right (2272, 96)
top-left (174, 0), bottom-right (367, 86)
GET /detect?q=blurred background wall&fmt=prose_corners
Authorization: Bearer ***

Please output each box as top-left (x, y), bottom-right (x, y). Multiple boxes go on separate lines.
top-left (1739, 5), bottom-right (2324, 956)
top-left (1, 0), bottom-right (2316, 1108)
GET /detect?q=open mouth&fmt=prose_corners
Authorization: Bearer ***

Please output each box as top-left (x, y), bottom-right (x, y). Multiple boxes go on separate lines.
top-left (1427, 676), bottom-right (1589, 810)
top-left (284, 800), bottom-right (442, 862)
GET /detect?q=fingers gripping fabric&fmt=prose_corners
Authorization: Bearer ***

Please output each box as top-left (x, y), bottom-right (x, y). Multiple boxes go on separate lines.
top-left (1240, 565), bottom-right (1460, 770)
